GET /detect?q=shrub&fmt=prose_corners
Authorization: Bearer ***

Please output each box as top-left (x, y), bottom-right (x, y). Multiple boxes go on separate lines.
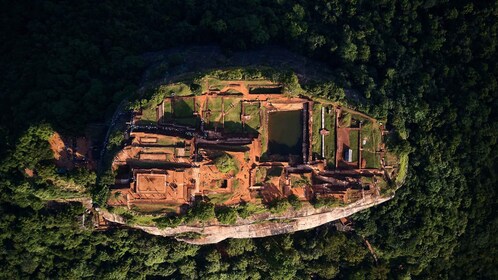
top-left (154, 215), bottom-right (185, 228)
top-left (287, 194), bottom-right (302, 210)
top-left (236, 203), bottom-right (266, 219)
top-left (311, 197), bottom-right (343, 209)
top-left (215, 206), bottom-right (238, 225)
top-left (268, 198), bottom-right (291, 214)
top-left (213, 153), bottom-right (238, 174)
top-left (186, 201), bottom-right (215, 222)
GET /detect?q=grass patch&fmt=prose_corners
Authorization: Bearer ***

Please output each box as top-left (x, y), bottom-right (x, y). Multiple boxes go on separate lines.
top-left (249, 86), bottom-right (283, 94)
top-left (339, 111), bottom-right (351, 127)
top-left (138, 106), bottom-right (157, 125)
top-left (215, 206), bottom-right (238, 224)
top-left (363, 151), bottom-right (381, 169)
top-left (206, 111), bottom-right (223, 129)
top-left (361, 176), bottom-right (374, 185)
top-left (396, 153), bottom-right (409, 186)
top-left (185, 201), bottom-right (216, 222)
top-left (312, 197), bottom-right (344, 208)
top-left (243, 103), bottom-right (261, 131)
top-left (131, 204), bottom-right (177, 214)
top-left (290, 174), bottom-right (311, 187)
top-left (312, 104), bottom-right (322, 157)
top-left (158, 83), bottom-right (192, 97)
top-left (361, 121), bottom-right (381, 152)
top-left (236, 203), bottom-right (266, 219)
top-left (268, 198), bottom-right (291, 214)
top-left (287, 194), bottom-right (302, 210)
top-left (110, 206), bottom-right (157, 226)
top-left (207, 96), bottom-right (223, 111)
top-left (172, 97), bottom-right (195, 118)
top-left (154, 215), bottom-right (185, 228)
top-left (207, 77), bottom-right (226, 91)
top-left (253, 167), bottom-right (267, 185)
top-left (224, 99), bottom-right (243, 133)
top-left (213, 152), bottom-right (239, 174)
top-left (324, 107), bottom-right (335, 166)
top-left (207, 192), bottom-right (233, 205)
top-left (232, 179), bottom-right (240, 192)
top-left (156, 137), bottom-right (183, 146)
top-left (349, 130), bottom-right (359, 162)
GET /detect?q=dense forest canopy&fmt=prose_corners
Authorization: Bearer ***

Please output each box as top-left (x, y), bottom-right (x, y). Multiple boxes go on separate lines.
top-left (0, 0), bottom-right (496, 279)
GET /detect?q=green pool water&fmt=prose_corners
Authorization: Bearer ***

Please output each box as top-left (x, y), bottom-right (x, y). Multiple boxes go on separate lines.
top-left (268, 110), bottom-right (302, 156)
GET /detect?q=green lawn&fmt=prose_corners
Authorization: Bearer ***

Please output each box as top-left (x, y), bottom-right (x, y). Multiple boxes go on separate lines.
top-left (324, 107), bottom-right (335, 166)
top-left (163, 100), bottom-right (172, 116)
top-left (208, 96), bottom-right (223, 111)
top-left (172, 97), bottom-right (195, 118)
top-left (360, 121), bottom-right (382, 168)
top-left (223, 97), bottom-right (242, 114)
top-left (206, 111), bottom-right (223, 129)
top-left (349, 130), bottom-right (359, 162)
top-left (363, 151), bottom-right (381, 169)
top-left (224, 98), bottom-right (243, 133)
top-left (361, 121), bottom-right (381, 153)
top-left (138, 105), bottom-right (157, 125)
top-left (312, 104), bottom-right (322, 157)
top-left (158, 83), bottom-right (192, 97)
top-left (207, 192), bottom-right (233, 205)
top-left (396, 153), bottom-right (409, 186)
top-left (244, 103), bottom-right (260, 131)
top-left (131, 204), bottom-right (178, 214)
top-left (156, 137), bottom-right (183, 146)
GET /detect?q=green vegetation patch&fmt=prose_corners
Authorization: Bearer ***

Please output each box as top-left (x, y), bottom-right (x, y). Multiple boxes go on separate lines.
top-left (110, 206), bottom-right (157, 226)
top-left (215, 206), bottom-right (238, 224)
top-left (156, 137), bottom-right (184, 146)
top-left (249, 86), bottom-right (283, 94)
top-left (172, 97), bottom-right (195, 118)
top-left (396, 153), bottom-right (409, 186)
top-left (349, 130), bottom-right (359, 162)
top-left (339, 111), bottom-right (351, 127)
top-left (154, 215), bottom-right (185, 228)
top-left (236, 203), bottom-right (266, 219)
top-left (185, 201), bottom-right (215, 223)
top-left (138, 106), bottom-right (157, 125)
top-left (131, 204), bottom-right (177, 214)
top-left (323, 106), bottom-right (335, 167)
top-left (363, 151), bottom-right (381, 169)
top-left (268, 198), bottom-right (291, 214)
top-left (253, 167), bottom-right (267, 185)
top-left (213, 152), bottom-right (239, 174)
top-left (207, 96), bottom-right (223, 111)
top-left (243, 102), bottom-right (261, 131)
top-left (159, 83), bottom-right (192, 97)
top-left (312, 104), bottom-right (322, 158)
top-left (206, 111), bottom-right (223, 129)
top-left (287, 194), bottom-right (303, 210)
top-left (312, 197), bottom-right (344, 208)
top-left (290, 174), bottom-right (311, 187)
top-left (361, 121), bottom-right (381, 152)
top-left (207, 192), bottom-right (233, 205)
top-left (223, 98), bottom-right (243, 133)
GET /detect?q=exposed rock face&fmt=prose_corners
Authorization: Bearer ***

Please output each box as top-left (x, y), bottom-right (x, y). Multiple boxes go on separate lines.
top-left (100, 195), bottom-right (393, 245)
